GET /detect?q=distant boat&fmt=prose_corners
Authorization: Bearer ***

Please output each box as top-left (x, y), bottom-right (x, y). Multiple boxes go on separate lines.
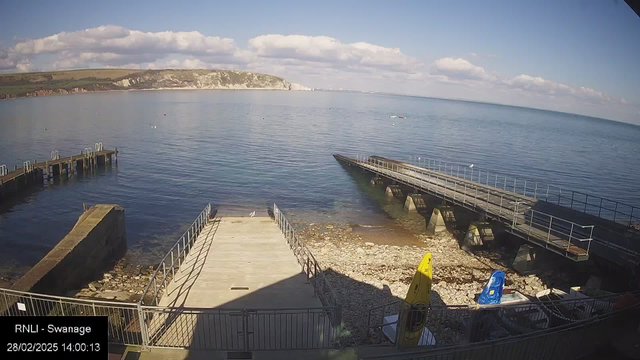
top-left (389, 115), bottom-right (398, 118)
top-left (389, 115), bottom-right (407, 119)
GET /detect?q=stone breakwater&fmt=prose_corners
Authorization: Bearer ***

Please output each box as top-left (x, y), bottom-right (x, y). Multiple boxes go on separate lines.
top-left (298, 222), bottom-right (575, 346)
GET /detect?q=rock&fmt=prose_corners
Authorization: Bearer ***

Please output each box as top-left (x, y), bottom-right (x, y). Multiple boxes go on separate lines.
top-left (326, 225), bottom-right (334, 229)
top-left (356, 248), bottom-right (365, 254)
top-left (324, 237), bottom-right (331, 240)
top-left (88, 283), bottom-right (97, 291)
top-left (365, 242), bottom-right (375, 247)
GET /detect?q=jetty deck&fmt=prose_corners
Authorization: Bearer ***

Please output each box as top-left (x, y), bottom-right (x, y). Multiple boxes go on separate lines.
top-left (335, 154), bottom-right (640, 267)
top-left (0, 145), bottom-right (116, 201)
top-left (144, 209), bottom-right (337, 350)
top-left (160, 215), bottom-right (320, 309)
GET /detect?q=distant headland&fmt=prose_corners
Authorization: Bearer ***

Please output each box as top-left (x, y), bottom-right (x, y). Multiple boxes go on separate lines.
top-left (0, 69), bottom-right (312, 100)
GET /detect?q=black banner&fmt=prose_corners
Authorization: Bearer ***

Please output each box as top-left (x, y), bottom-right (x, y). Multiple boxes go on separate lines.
top-left (1, 316), bottom-right (108, 359)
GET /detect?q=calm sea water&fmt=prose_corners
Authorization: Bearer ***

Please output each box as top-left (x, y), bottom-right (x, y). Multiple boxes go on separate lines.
top-left (1, 90), bottom-right (639, 278)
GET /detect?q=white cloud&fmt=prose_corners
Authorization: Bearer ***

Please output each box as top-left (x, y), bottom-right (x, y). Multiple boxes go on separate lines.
top-left (248, 34), bottom-right (423, 75)
top-left (431, 57), bottom-right (496, 82)
top-left (14, 25), bottom-right (238, 57)
top-left (504, 74), bottom-right (622, 104)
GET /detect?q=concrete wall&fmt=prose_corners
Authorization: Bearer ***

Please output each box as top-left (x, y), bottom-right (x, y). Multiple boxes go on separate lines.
top-left (11, 204), bottom-right (126, 295)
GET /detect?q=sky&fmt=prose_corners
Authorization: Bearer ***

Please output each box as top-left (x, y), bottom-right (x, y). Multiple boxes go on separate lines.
top-left (1, 0), bottom-right (640, 124)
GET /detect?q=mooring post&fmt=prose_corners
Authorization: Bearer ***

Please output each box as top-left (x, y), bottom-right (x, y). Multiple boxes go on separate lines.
top-left (115, 148), bottom-right (118, 164)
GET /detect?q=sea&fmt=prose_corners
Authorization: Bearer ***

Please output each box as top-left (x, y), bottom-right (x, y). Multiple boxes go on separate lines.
top-left (1, 90), bottom-right (639, 279)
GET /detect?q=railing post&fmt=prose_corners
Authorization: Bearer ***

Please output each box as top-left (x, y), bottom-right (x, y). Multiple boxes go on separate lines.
top-left (584, 195), bottom-right (588, 213)
top-left (613, 203), bottom-right (618, 222)
top-left (170, 251), bottom-right (175, 278)
top-left (512, 202), bottom-right (519, 228)
top-left (513, 178), bottom-right (516, 192)
top-left (529, 211), bottom-right (535, 236)
top-left (630, 208), bottom-right (635, 227)
top-left (524, 180), bottom-right (527, 196)
top-left (486, 189), bottom-right (490, 208)
top-left (571, 192), bottom-right (575, 209)
top-left (534, 183), bottom-right (538, 199)
top-left (568, 223), bottom-right (575, 252)
top-left (587, 226), bottom-right (594, 254)
top-left (138, 303), bottom-right (150, 349)
top-left (242, 309), bottom-right (249, 352)
top-left (547, 216), bottom-right (553, 246)
top-left (598, 198), bottom-right (603, 217)
top-left (463, 183), bottom-right (467, 205)
top-left (558, 188), bottom-right (562, 205)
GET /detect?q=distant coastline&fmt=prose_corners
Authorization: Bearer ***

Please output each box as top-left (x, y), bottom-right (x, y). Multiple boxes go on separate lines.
top-left (0, 68), bottom-right (311, 100)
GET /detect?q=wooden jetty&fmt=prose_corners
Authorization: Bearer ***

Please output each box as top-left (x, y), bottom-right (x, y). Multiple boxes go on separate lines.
top-left (0, 143), bottom-right (117, 201)
top-left (334, 154), bottom-right (640, 269)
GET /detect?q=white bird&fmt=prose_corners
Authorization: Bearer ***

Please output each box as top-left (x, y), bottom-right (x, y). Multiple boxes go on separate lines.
top-left (469, 164), bottom-right (474, 168)
top-left (249, 211), bottom-right (256, 217)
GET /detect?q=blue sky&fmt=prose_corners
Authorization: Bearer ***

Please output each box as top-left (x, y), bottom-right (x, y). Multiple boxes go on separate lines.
top-left (2, 0), bottom-right (639, 123)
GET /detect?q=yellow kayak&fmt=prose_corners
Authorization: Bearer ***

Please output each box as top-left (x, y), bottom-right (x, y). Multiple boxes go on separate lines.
top-left (400, 252), bottom-right (433, 346)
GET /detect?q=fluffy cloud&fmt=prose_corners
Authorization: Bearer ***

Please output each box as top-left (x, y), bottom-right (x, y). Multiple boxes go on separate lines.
top-left (14, 25), bottom-right (238, 57)
top-left (429, 57), bottom-right (625, 106)
top-left (431, 57), bottom-right (496, 82)
top-left (248, 34), bottom-right (423, 75)
top-left (504, 74), bottom-right (622, 104)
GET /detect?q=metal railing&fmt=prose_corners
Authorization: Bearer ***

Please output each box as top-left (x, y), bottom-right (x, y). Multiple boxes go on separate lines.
top-left (0, 287), bottom-right (145, 345)
top-left (363, 292), bottom-right (639, 359)
top-left (273, 203), bottom-right (342, 310)
top-left (367, 292), bottom-right (632, 348)
top-left (0, 203), bottom-right (346, 351)
top-left (22, 160), bottom-right (33, 173)
top-left (140, 203), bottom-right (212, 306)
top-left (141, 306), bottom-right (342, 350)
top-left (408, 155), bottom-right (640, 227)
top-left (348, 155), bottom-right (594, 260)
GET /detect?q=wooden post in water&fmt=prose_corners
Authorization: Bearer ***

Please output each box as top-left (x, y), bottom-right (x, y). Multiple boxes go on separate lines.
top-left (115, 148), bottom-right (118, 164)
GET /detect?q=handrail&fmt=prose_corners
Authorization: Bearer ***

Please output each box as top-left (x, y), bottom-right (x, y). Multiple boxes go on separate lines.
top-left (1, 286), bottom-right (139, 307)
top-left (140, 203), bottom-right (212, 306)
top-left (273, 203), bottom-right (342, 310)
top-left (407, 155), bottom-right (640, 227)
top-left (347, 155), bottom-right (594, 258)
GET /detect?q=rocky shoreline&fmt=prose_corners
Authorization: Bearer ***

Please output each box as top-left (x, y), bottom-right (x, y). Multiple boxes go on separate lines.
top-left (297, 221), bottom-right (577, 346)
top-left (71, 261), bottom-right (166, 303)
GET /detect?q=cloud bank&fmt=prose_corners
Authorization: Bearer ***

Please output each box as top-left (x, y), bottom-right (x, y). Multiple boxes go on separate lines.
top-left (0, 25), bottom-right (632, 119)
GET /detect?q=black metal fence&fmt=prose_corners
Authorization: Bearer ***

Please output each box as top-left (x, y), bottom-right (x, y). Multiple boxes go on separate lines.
top-left (364, 292), bottom-right (639, 359)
